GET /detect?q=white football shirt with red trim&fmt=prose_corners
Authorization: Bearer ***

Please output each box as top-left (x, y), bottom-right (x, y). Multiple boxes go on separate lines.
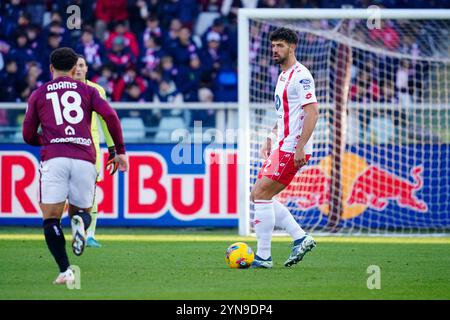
top-left (274, 61), bottom-right (317, 154)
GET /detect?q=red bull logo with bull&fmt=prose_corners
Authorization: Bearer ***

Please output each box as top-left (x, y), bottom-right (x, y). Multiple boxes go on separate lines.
top-left (347, 165), bottom-right (427, 213)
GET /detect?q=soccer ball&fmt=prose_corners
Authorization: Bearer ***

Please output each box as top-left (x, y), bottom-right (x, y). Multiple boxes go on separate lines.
top-left (225, 242), bottom-right (254, 269)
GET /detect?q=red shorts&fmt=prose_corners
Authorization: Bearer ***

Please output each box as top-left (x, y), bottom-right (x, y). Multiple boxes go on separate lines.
top-left (257, 149), bottom-right (311, 186)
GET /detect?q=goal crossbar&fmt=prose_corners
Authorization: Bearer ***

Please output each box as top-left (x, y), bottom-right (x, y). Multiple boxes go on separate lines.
top-left (238, 8), bottom-right (450, 20)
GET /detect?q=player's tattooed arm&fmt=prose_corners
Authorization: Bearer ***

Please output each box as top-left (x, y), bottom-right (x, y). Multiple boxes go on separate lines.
top-left (295, 102), bottom-right (318, 167)
top-left (272, 122), bottom-right (278, 133)
top-left (261, 123), bottom-right (278, 160)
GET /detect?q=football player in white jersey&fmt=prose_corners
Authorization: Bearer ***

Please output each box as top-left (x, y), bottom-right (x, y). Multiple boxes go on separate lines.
top-left (250, 27), bottom-right (319, 268)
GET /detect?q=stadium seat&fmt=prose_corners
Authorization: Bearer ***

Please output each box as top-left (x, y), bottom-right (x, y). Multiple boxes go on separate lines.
top-left (13, 131), bottom-right (24, 143)
top-left (120, 117), bottom-right (146, 142)
top-left (346, 112), bottom-right (362, 144)
top-left (154, 117), bottom-right (187, 143)
top-left (368, 116), bottom-right (395, 144)
top-left (194, 12), bottom-right (220, 36)
top-left (192, 34), bottom-right (203, 49)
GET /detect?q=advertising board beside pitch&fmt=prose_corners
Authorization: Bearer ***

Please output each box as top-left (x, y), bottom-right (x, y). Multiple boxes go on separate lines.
top-left (0, 143), bottom-right (448, 230)
top-left (0, 144), bottom-right (238, 227)
top-left (279, 145), bottom-right (449, 230)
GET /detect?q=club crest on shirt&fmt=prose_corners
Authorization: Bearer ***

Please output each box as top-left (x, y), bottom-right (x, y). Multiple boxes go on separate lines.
top-left (275, 94), bottom-right (281, 110)
top-left (65, 126), bottom-right (75, 136)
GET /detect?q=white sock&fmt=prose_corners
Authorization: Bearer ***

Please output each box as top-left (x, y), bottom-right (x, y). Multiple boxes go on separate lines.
top-left (61, 268), bottom-right (72, 276)
top-left (87, 211), bottom-right (97, 238)
top-left (273, 199), bottom-right (306, 241)
top-left (254, 200), bottom-right (275, 260)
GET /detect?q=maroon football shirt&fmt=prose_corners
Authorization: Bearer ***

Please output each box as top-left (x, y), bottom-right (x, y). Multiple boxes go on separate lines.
top-left (23, 76), bottom-right (125, 164)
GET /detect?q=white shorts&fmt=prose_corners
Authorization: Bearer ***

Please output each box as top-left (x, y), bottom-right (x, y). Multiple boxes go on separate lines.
top-left (39, 157), bottom-right (98, 208)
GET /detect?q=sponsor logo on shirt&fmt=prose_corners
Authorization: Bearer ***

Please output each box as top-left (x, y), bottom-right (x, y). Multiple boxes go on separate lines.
top-left (303, 85), bottom-right (311, 90)
top-left (50, 137), bottom-right (92, 146)
top-left (65, 126), bottom-right (75, 136)
top-left (299, 79), bottom-right (311, 85)
top-left (275, 94), bottom-right (281, 110)
top-left (305, 93), bottom-right (312, 99)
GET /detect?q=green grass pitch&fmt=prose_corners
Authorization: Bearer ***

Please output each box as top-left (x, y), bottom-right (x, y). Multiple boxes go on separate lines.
top-left (0, 227), bottom-right (449, 300)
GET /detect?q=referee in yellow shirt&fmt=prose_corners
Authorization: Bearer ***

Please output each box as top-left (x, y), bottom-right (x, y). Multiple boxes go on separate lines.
top-left (74, 55), bottom-right (119, 248)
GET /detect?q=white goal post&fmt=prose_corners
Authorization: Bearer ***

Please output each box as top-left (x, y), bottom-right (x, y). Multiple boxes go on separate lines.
top-left (238, 9), bottom-right (450, 236)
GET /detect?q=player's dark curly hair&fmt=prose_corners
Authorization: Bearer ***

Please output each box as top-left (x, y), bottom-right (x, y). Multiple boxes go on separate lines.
top-left (50, 47), bottom-right (78, 71)
top-left (76, 54), bottom-right (87, 65)
top-left (269, 27), bottom-right (298, 45)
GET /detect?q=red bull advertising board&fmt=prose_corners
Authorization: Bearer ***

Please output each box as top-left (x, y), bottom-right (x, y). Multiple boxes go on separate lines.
top-left (278, 144), bottom-right (449, 230)
top-left (0, 144), bottom-right (238, 227)
top-left (0, 143), bottom-right (449, 230)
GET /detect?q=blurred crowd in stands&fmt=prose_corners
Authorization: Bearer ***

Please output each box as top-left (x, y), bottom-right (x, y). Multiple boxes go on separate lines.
top-left (0, 0), bottom-right (448, 132)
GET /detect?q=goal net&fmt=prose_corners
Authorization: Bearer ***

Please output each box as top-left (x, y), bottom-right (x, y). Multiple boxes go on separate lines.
top-left (238, 9), bottom-right (450, 236)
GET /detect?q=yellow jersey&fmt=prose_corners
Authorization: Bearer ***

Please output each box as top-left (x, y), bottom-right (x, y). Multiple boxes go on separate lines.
top-left (86, 80), bottom-right (115, 178)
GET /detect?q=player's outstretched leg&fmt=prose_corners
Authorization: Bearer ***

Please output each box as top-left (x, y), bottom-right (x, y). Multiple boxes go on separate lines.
top-left (70, 210), bottom-right (92, 256)
top-left (43, 218), bottom-right (74, 284)
top-left (284, 234), bottom-right (316, 267)
top-left (273, 199), bottom-right (307, 239)
top-left (86, 200), bottom-right (101, 248)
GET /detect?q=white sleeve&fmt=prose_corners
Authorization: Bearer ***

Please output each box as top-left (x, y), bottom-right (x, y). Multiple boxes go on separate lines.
top-left (296, 71), bottom-right (318, 107)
